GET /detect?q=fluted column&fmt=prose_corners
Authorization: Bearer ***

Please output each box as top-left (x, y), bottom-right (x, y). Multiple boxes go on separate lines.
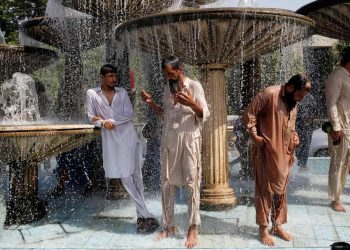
top-left (200, 63), bottom-right (237, 210)
top-left (5, 161), bottom-right (46, 226)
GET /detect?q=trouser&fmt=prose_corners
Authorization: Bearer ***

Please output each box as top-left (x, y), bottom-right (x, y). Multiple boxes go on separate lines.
top-left (328, 135), bottom-right (350, 202)
top-left (255, 182), bottom-right (287, 226)
top-left (121, 165), bottom-right (155, 219)
top-left (161, 173), bottom-right (201, 228)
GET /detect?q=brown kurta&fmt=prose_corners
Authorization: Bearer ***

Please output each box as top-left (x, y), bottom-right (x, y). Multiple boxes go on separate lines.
top-left (243, 84), bottom-right (298, 226)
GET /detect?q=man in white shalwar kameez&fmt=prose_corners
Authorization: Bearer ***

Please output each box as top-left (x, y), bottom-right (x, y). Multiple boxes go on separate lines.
top-left (325, 47), bottom-right (350, 212)
top-left (141, 56), bottom-right (209, 249)
top-left (86, 64), bottom-right (158, 233)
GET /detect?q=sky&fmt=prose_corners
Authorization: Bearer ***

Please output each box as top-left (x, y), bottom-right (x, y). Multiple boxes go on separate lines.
top-left (204, 0), bottom-right (315, 11)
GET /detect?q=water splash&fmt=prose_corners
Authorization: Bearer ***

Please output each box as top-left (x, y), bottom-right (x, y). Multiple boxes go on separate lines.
top-left (0, 29), bottom-right (5, 45)
top-left (0, 73), bottom-right (41, 123)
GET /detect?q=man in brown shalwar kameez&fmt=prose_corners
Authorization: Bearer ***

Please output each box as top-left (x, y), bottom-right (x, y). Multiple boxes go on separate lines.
top-left (243, 73), bottom-right (311, 246)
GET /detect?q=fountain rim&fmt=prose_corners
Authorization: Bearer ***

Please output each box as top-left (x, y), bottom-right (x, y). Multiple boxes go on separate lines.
top-left (20, 15), bottom-right (96, 28)
top-left (0, 44), bottom-right (58, 55)
top-left (115, 7), bottom-right (315, 33)
top-left (0, 124), bottom-right (97, 133)
top-left (296, 0), bottom-right (350, 15)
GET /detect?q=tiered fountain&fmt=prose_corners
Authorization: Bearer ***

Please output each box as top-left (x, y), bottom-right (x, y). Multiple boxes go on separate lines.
top-left (113, 6), bottom-right (315, 209)
top-left (0, 27), bottom-right (99, 225)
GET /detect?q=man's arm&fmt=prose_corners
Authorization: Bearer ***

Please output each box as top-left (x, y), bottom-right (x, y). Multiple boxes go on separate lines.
top-left (85, 90), bottom-right (114, 130)
top-left (242, 90), bottom-right (269, 147)
top-left (140, 90), bottom-right (164, 117)
top-left (176, 82), bottom-right (210, 121)
top-left (325, 70), bottom-right (343, 140)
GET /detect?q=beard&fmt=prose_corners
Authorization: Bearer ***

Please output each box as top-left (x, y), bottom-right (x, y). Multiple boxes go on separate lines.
top-left (284, 91), bottom-right (297, 110)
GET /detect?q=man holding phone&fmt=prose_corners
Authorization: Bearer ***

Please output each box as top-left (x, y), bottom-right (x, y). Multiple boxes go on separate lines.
top-left (141, 56), bottom-right (209, 249)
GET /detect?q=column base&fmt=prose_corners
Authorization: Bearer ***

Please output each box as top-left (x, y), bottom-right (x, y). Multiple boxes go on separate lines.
top-left (200, 184), bottom-right (237, 211)
top-left (5, 197), bottom-right (46, 226)
top-left (106, 178), bottom-right (129, 200)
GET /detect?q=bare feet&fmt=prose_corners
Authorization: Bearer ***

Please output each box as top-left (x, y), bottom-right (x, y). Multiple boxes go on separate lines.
top-left (331, 201), bottom-right (347, 212)
top-left (155, 226), bottom-right (176, 241)
top-left (273, 225), bottom-right (292, 241)
top-left (185, 224), bottom-right (198, 249)
top-left (259, 226), bottom-right (275, 246)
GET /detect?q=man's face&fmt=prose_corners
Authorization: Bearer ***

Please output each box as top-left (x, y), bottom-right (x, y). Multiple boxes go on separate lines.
top-left (101, 73), bottom-right (117, 88)
top-left (162, 64), bottom-right (182, 81)
top-left (285, 87), bottom-right (309, 110)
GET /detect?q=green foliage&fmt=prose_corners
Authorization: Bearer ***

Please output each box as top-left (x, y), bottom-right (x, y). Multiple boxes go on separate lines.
top-left (0, 0), bottom-right (47, 44)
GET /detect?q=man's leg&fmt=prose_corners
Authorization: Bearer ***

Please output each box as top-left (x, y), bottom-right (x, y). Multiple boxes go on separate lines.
top-left (271, 193), bottom-right (292, 241)
top-left (185, 171), bottom-right (201, 249)
top-left (328, 136), bottom-right (350, 212)
top-left (255, 185), bottom-right (275, 246)
top-left (121, 167), bottom-right (158, 233)
top-left (156, 182), bottom-right (176, 240)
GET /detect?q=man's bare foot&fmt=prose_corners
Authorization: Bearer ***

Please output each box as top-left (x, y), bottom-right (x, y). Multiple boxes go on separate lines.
top-left (155, 226), bottom-right (176, 241)
top-left (185, 224), bottom-right (198, 249)
top-left (273, 225), bottom-right (292, 241)
top-left (259, 226), bottom-right (275, 246)
top-left (331, 201), bottom-right (347, 212)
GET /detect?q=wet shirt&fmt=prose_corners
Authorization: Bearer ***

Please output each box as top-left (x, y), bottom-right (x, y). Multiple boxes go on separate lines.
top-left (161, 77), bottom-right (209, 186)
top-left (243, 85), bottom-right (297, 194)
top-left (325, 66), bottom-right (350, 138)
top-left (85, 87), bottom-right (140, 178)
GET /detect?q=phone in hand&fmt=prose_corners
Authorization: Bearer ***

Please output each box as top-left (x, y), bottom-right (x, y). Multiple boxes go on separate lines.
top-left (168, 79), bottom-right (181, 94)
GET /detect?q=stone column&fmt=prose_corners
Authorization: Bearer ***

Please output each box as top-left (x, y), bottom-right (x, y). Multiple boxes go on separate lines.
top-left (200, 64), bottom-right (237, 209)
top-left (5, 161), bottom-right (46, 226)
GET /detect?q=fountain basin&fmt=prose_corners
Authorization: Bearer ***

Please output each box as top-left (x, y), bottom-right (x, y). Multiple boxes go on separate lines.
top-left (0, 124), bottom-right (100, 226)
top-left (20, 16), bottom-right (106, 52)
top-left (0, 45), bottom-right (58, 81)
top-left (114, 8), bottom-right (315, 66)
top-left (297, 0), bottom-right (350, 41)
top-left (60, 0), bottom-right (215, 21)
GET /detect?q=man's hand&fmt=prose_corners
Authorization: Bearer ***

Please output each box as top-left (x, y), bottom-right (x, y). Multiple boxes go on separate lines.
top-left (331, 130), bottom-right (342, 141)
top-left (252, 135), bottom-right (265, 147)
top-left (103, 120), bottom-right (115, 130)
top-left (175, 91), bottom-right (195, 107)
top-left (140, 90), bottom-right (153, 104)
top-left (293, 132), bottom-right (300, 146)
top-left (91, 116), bottom-right (102, 122)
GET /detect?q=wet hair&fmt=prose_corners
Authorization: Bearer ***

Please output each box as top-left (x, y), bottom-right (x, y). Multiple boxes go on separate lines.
top-left (161, 56), bottom-right (182, 70)
top-left (340, 47), bottom-right (350, 66)
top-left (100, 64), bottom-right (117, 76)
top-left (286, 73), bottom-right (311, 92)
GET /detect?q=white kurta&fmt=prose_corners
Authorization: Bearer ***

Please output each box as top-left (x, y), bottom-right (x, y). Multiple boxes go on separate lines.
top-left (86, 87), bottom-right (140, 178)
top-left (161, 77), bottom-right (210, 186)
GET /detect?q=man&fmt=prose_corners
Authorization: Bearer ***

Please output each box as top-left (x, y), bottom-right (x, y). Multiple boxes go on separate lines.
top-left (141, 56), bottom-right (209, 249)
top-left (325, 47), bottom-right (350, 213)
top-left (295, 93), bottom-right (318, 171)
top-left (85, 64), bottom-right (158, 233)
top-left (242, 73), bottom-right (311, 246)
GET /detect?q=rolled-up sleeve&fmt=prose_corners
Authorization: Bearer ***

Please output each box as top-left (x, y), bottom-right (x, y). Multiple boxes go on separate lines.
top-left (325, 71), bottom-right (342, 131)
top-left (194, 82), bottom-right (210, 123)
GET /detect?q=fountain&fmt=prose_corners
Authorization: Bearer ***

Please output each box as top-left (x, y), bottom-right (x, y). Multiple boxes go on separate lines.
top-left (0, 28), bottom-right (57, 82)
top-left (297, 0), bottom-right (350, 41)
top-left (0, 25), bottom-right (99, 226)
top-left (113, 7), bottom-right (315, 208)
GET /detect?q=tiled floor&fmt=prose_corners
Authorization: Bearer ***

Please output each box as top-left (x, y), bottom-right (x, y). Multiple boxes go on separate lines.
top-left (0, 157), bottom-right (349, 249)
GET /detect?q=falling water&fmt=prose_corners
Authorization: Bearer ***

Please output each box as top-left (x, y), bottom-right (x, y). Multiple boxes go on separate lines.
top-left (0, 73), bottom-right (41, 124)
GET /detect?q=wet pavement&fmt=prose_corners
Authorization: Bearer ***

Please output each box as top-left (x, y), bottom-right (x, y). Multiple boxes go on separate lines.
top-left (0, 156), bottom-right (349, 249)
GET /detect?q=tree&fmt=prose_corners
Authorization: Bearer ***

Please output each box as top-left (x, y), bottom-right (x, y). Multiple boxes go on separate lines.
top-left (0, 0), bottom-right (47, 44)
